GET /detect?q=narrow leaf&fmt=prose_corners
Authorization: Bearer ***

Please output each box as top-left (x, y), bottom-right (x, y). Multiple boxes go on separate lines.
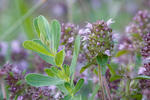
top-left (37, 15), bottom-right (51, 40)
top-left (80, 62), bottom-right (95, 73)
top-left (70, 35), bottom-right (80, 76)
top-left (107, 64), bottom-right (116, 75)
top-left (33, 39), bottom-right (55, 65)
top-left (134, 75), bottom-right (150, 80)
top-left (50, 19), bottom-right (61, 53)
top-left (33, 17), bottom-right (40, 37)
top-left (25, 73), bottom-right (64, 87)
top-left (115, 50), bottom-right (129, 57)
top-left (23, 40), bottom-right (53, 56)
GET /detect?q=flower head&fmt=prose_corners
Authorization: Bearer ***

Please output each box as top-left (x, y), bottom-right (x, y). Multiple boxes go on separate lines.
top-left (80, 20), bottom-right (114, 61)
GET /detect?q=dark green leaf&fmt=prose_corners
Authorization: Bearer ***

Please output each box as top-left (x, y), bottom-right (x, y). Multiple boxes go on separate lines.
top-left (134, 75), bottom-right (150, 80)
top-left (25, 73), bottom-right (64, 87)
top-left (73, 79), bottom-right (84, 94)
top-left (64, 82), bottom-right (72, 93)
top-left (44, 68), bottom-right (55, 77)
top-left (96, 53), bottom-right (108, 75)
top-left (110, 75), bottom-right (122, 82)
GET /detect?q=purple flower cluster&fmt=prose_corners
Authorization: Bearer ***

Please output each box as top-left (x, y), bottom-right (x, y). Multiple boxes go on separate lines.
top-left (126, 10), bottom-right (150, 37)
top-left (79, 20), bottom-right (114, 62)
top-left (0, 63), bottom-right (63, 100)
top-left (125, 10), bottom-right (150, 51)
top-left (61, 23), bottom-right (79, 58)
top-left (141, 33), bottom-right (150, 59)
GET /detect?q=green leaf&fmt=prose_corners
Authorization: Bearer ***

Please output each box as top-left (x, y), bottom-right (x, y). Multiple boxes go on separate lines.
top-left (96, 53), bottom-right (108, 75)
top-left (33, 39), bottom-right (55, 65)
top-left (55, 49), bottom-right (65, 66)
top-left (131, 33), bottom-right (142, 41)
top-left (90, 84), bottom-right (99, 100)
top-left (37, 15), bottom-right (51, 40)
top-left (23, 40), bottom-right (53, 56)
top-left (107, 64), bottom-right (116, 75)
top-left (73, 79), bottom-right (84, 94)
top-left (135, 53), bottom-right (142, 72)
top-left (70, 35), bottom-right (80, 76)
top-left (33, 17), bottom-right (40, 37)
top-left (93, 68), bottom-right (98, 76)
top-left (134, 75), bottom-right (150, 80)
top-left (115, 50), bottom-right (129, 57)
top-left (57, 84), bottom-right (68, 94)
top-left (44, 68), bottom-right (55, 77)
top-left (64, 65), bottom-right (70, 77)
top-left (63, 95), bottom-right (72, 100)
top-left (64, 82), bottom-right (72, 94)
top-left (110, 75), bottom-right (122, 82)
top-left (50, 19), bottom-right (61, 53)
top-left (80, 61), bottom-right (95, 73)
top-left (36, 52), bottom-right (55, 65)
top-left (25, 73), bottom-right (64, 87)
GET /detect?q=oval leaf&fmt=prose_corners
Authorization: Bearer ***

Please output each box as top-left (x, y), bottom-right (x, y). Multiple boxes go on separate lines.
top-left (55, 49), bottom-right (65, 66)
top-left (25, 73), bottom-right (64, 87)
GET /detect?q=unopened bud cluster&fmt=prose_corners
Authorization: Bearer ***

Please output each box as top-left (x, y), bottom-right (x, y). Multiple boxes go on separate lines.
top-left (141, 33), bottom-right (150, 58)
top-left (126, 10), bottom-right (150, 51)
top-left (61, 23), bottom-right (79, 57)
top-left (126, 10), bottom-right (150, 37)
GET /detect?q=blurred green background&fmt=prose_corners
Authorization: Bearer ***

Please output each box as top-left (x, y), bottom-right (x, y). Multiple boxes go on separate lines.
top-left (0, 0), bottom-right (150, 41)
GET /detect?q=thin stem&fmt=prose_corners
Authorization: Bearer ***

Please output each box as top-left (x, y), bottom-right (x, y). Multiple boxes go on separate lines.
top-left (1, 79), bottom-right (6, 100)
top-left (0, 0), bottom-right (47, 40)
top-left (103, 76), bottom-right (112, 100)
top-left (125, 78), bottom-right (131, 97)
top-left (66, 0), bottom-right (73, 22)
top-left (98, 65), bottom-right (105, 100)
